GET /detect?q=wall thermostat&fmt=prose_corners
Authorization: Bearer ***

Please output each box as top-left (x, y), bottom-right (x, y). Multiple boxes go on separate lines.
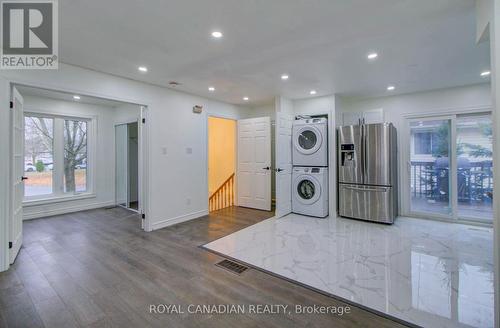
top-left (193, 105), bottom-right (203, 113)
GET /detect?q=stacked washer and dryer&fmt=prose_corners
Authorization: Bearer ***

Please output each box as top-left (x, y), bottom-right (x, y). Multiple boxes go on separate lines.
top-left (291, 118), bottom-right (329, 218)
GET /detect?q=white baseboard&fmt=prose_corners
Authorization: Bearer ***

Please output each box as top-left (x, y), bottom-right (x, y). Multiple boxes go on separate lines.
top-left (152, 209), bottom-right (209, 231)
top-left (23, 200), bottom-right (116, 220)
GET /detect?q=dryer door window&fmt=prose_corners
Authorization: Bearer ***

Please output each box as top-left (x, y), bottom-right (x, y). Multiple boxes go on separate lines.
top-left (298, 180), bottom-right (315, 199)
top-left (298, 130), bottom-right (317, 150)
top-left (294, 126), bottom-right (322, 155)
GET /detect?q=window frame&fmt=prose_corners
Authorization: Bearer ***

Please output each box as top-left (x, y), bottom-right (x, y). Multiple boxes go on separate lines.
top-left (23, 111), bottom-right (97, 205)
top-left (403, 109), bottom-right (493, 225)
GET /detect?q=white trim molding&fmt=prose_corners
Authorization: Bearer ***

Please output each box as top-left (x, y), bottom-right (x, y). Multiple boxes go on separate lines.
top-left (23, 200), bottom-right (115, 220)
top-left (23, 193), bottom-right (97, 207)
top-left (402, 105), bottom-right (492, 118)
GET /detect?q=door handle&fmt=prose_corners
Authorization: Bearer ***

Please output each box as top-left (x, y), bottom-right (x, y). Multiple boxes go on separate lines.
top-left (275, 168), bottom-right (284, 172)
top-left (343, 185), bottom-right (388, 192)
top-left (262, 166), bottom-right (270, 170)
top-left (21, 176), bottom-right (28, 181)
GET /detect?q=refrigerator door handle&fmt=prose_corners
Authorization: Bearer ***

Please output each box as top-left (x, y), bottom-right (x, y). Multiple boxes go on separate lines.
top-left (363, 124), bottom-right (367, 183)
top-left (359, 123), bottom-right (365, 183)
top-left (343, 185), bottom-right (389, 192)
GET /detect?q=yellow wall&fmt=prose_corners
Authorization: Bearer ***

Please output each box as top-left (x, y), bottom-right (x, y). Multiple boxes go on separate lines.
top-left (208, 117), bottom-right (236, 195)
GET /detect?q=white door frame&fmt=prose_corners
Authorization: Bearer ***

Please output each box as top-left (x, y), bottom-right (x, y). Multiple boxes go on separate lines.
top-left (113, 112), bottom-right (148, 227)
top-left (205, 114), bottom-right (238, 209)
top-left (2, 82), bottom-right (152, 271)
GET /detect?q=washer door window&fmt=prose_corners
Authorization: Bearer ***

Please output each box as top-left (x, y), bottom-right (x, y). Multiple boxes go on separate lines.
top-left (294, 175), bottom-right (321, 205)
top-left (294, 126), bottom-right (323, 155)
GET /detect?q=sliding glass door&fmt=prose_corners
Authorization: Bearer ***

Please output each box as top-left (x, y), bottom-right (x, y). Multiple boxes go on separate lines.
top-left (409, 119), bottom-right (452, 217)
top-left (408, 112), bottom-right (493, 223)
top-left (456, 114), bottom-right (493, 221)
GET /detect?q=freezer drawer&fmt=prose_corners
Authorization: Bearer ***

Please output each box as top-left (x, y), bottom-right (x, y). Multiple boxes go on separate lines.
top-left (339, 184), bottom-right (395, 224)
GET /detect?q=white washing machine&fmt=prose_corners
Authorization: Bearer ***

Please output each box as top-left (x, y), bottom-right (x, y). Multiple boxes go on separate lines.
top-left (292, 167), bottom-right (328, 218)
top-left (292, 118), bottom-right (328, 167)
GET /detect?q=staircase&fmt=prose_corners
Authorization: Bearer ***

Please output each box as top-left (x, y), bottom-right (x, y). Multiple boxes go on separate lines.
top-left (209, 173), bottom-right (235, 212)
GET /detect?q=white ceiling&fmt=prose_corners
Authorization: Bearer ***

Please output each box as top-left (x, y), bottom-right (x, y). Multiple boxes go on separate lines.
top-left (16, 85), bottom-right (131, 108)
top-left (59, 0), bottom-right (490, 105)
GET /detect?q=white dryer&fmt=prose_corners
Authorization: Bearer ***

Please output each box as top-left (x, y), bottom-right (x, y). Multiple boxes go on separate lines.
top-left (292, 118), bottom-right (328, 166)
top-left (292, 167), bottom-right (328, 218)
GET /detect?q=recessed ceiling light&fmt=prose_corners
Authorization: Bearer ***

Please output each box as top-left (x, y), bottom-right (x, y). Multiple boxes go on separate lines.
top-left (367, 52), bottom-right (378, 60)
top-left (211, 31), bottom-right (223, 38)
top-left (243, 97), bottom-right (249, 101)
top-left (73, 95), bottom-right (80, 100)
top-left (281, 74), bottom-right (289, 80)
top-left (208, 86), bottom-right (215, 92)
top-left (481, 70), bottom-right (491, 77)
top-left (138, 66), bottom-right (148, 72)
top-left (387, 85), bottom-right (395, 91)
top-left (310, 90), bottom-right (317, 95)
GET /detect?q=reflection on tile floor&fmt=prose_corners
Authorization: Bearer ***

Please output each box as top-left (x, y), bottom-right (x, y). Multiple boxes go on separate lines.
top-left (204, 214), bottom-right (494, 328)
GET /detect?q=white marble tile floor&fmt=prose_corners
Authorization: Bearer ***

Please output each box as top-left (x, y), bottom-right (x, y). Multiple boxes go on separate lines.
top-left (203, 214), bottom-right (494, 328)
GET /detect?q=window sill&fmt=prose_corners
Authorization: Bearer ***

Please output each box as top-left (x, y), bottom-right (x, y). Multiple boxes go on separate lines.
top-left (23, 193), bottom-right (96, 207)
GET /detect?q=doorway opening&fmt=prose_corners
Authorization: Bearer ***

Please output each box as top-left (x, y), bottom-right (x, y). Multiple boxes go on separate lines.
top-left (8, 84), bottom-right (149, 266)
top-left (208, 116), bottom-right (236, 212)
top-left (115, 121), bottom-right (140, 212)
top-left (407, 111), bottom-right (493, 224)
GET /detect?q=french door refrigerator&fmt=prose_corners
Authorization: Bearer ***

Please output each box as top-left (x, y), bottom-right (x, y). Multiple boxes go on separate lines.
top-left (337, 123), bottom-right (397, 224)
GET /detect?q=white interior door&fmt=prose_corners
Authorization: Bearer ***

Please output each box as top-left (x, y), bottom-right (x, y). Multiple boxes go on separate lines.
top-left (237, 117), bottom-right (271, 211)
top-left (275, 113), bottom-right (293, 217)
top-left (10, 87), bottom-right (24, 263)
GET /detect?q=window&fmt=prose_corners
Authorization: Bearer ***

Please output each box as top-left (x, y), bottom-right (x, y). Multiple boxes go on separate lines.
top-left (24, 116), bottom-right (54, 197)
top-left (24, 114), bottom-right (92, 201)
top-left (63, 119), bottom-right (88, 193)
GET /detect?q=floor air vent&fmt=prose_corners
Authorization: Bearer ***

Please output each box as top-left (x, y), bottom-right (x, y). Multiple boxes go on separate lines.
top-left (216, 259), bottom-right (248, 275)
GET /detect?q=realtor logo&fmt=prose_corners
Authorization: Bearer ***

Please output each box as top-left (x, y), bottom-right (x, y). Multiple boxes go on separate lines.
top-left (1, 0), bottom-right (58, 69)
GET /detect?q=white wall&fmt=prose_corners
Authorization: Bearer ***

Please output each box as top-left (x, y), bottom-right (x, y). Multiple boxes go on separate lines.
top-left (21, 95), bottom-right (140, 219)
top-left (114, 102), bottom-right (140, 124)
top-left (337, 83), bottom-right (492, 216)
top-left (337, 83), bottom-right (491, 126)
top-left (294, 95), bottom-right (336, 117)
top-left (0, 63), bottom-right (245, 232)
top-left (239, 103), bottom-right (276, 120)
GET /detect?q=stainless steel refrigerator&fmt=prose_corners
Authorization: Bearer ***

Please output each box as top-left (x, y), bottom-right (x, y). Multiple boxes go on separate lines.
top-left (337, 123), bottom-right (398, 224)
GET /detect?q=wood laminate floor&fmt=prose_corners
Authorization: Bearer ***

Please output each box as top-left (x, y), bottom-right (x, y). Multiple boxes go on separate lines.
top-left (0, 206), bottom-right (406, 328)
